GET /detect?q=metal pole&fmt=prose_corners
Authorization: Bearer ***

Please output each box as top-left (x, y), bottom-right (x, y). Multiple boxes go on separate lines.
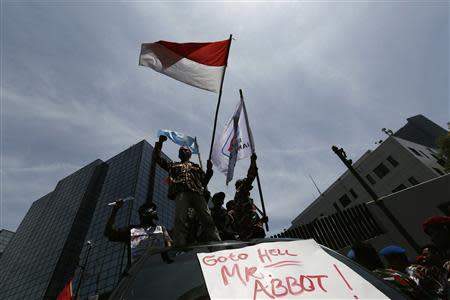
top-left (331, 146), bottom-right (378, 200)
top-left (194, 137), bottom-right (203, 169)
top-left (240, 89), bottom-right (269, 231)
top-left (208, 34), bottom-right (233, 160)
top-left (74, 240), bottom-right (93, 300)
top-left (331, 145), bottom-right (420, 252)
top-left (308, 174), bottom-right (323, 196)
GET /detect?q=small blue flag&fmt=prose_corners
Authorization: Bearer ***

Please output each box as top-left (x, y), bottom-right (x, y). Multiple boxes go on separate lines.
top-left (157, 129), bottom-right (199, 154)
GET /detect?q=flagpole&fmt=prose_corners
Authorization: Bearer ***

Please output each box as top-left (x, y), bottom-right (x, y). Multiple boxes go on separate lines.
top-left (74, 240), bottom-right (93, 300)
top-left (194, 137), bottom-right (203, 169)
top-left (240, 89), bottom-right (269, 231)
top-left (208, 34), bottom-right (233, 160)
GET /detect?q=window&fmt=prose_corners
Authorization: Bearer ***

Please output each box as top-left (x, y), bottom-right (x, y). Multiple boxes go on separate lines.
top-left (349, 189), bottom-right (358, 198)
top-left (430, 153), bottom-right (447, 167)
top-left (366, 174), bottom-right (376, 185)
top-left (386, 156), bottom-right (399, 167)
top-left (436, 158), bottom-right (446, 167)
top-left (408, 147), bottom-right (422, 157)
top-left (433, 167), bottom-right (445, 176)
top-left (392, 184), bottom-right (407, 193)
top-left (408, 177), bottom-right (419, 185)
top-left (430, 153), bottom-right (440, 160)
top-left (419, 150), bottom-right (430, 159)
top-left (338, 194), bottom-right (351, 207)
top-left (373, 163), bottom-right (390, 179)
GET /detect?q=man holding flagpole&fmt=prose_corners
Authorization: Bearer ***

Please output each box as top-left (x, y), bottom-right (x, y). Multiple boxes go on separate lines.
top-left (233, 153), bottom-right (267, 240)
top-left (153, 137), bottom-right (220, 247)
top-left (211, 90), bottom-right (269, 238)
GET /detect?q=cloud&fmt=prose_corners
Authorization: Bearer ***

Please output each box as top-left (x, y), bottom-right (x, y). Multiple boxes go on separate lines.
top-left (1, 2), bottom-right (448, 235)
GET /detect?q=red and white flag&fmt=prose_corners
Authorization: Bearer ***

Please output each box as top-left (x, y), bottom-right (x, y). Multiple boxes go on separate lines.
top-left (139, 39), bottom-right (230, 93)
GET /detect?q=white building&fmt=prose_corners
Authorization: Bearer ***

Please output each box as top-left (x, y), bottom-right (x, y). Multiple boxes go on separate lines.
top-left (291, 135), bottom-right (447, 227)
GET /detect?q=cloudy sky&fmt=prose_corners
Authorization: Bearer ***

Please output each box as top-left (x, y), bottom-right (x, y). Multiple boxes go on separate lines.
top-left (1, 1), bottom-right (448, 235)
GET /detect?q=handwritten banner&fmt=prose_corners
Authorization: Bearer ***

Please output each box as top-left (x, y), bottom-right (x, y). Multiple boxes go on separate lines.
top-left (197, 240), bottom-right (388, 299)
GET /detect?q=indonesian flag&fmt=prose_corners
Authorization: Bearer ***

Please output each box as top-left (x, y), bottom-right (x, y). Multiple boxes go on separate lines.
top-left (139, 39), bottom-right (231, 93)
top-left (56, 279), bottom-right (73, 300)
top-left (211, 96), bottom-right (255, 184)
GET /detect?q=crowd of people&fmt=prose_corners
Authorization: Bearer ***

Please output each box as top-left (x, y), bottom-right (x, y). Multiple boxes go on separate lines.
top-left (347, 215), bottom-right (450, 299)
top-left (104, 138), bottom-right (268, 267)
top-left (103, 137), bottom-right (449, 299)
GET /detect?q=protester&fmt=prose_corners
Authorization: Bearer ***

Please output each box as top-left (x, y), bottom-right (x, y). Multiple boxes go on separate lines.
top-left (379, 245), bottom-right (411, 272)
top-left (372, 245), bottom-right (428, 298)
top-left (210, 192), bottom-right (236, 240)
top-left (233, 153), bottom-right (258, 206)
top-left (423, 215), bottom-right (450, 260)
top-left (234, 199), bottom-right (267, 240)
top-left (407, 244), bottom-right (449, 299)
top-left (184, 207), bottom-right (201, 244)
top-left (104, 200), bottom-right (172, 265)
top-left (346, 242), bottom-right (384, 271)
top-left (226, 200), bottom-right (235, 212)
top-left (225, 200), bottom-right (238, 237)
top-left (232, 153), bottom-right (268, 240)
top-left (154, 137), bottom-right (220, 247)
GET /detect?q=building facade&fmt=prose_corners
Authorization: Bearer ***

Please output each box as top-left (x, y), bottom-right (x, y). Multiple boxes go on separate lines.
top-left (0, 229), bottom-right (14, 259)
top-left (366, 173), bottom-right (450, 257)
top-left (0, 140), bottom-right (175, 300)
top-left (274, 174), bottom-right (450, 258)
top-left (393, 114), bottom-right (448, 148)
top-left (291, 116), bottom-right (447, 227)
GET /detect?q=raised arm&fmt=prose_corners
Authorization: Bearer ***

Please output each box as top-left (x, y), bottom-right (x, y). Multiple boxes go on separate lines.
top-left (153, 135), bottom-right (171, 171)
top-left (246, 153), bottom-right (258, 184)
top-left (203, 159), bottom-right (214, 187)
top-left (104, 200), bottom-right (129, 242)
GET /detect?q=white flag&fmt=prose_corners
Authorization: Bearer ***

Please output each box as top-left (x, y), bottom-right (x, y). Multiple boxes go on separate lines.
top-left (211, 97), bottom-right (254, 184)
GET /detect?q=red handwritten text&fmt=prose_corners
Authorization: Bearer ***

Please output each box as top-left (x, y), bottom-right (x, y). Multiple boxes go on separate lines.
top-left (333, 264), bottom-right (359, 299)
top-left (264, 260), bottom-right (302, 268)
top-left (221, 264), bottom-right (264, 286)
top-left (253, 275), bottom-right (328, 300)
top-left (257, 248), bottom-right (298, 263)
top-left (202, 252), bottom-right (249, 266)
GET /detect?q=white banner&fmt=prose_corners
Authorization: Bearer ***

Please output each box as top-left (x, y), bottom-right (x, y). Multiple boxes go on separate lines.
top-left (211, 98), bottom-right (254, 184)
top-left (197, 240), bottom-right (388, 300)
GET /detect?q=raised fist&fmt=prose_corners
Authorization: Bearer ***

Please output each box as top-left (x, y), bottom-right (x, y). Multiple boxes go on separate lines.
top-left (207, 159), bottom-right (213, 170)
top-left (159, 135), bottom-right (167, 143)
top-left (251, 153), bottom-right (257, 161)
top-left (114, 199), bottom-right (124, 209)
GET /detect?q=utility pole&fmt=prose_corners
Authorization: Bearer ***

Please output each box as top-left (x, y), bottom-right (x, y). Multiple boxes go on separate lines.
top-left (332, 146), bottom-right (378, 201)
top-left (331, 146), bottom-right (420, 252)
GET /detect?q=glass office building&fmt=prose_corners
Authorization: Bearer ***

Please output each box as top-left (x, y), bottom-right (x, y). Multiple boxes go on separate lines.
top-left (0, 229), bottom-right (15, 259)
top-left (0, 140), bottom-right (175, 300)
